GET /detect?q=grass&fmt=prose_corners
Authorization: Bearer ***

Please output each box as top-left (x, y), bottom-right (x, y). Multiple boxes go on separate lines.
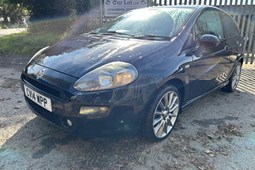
top-left (0, 32), bottom-right (64, 56)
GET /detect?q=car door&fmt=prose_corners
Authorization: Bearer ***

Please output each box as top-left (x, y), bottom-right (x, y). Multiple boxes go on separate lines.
top-left (221, 12), bottom-right (242, 74)
top-left (187, 9), bottom-right (228, 100)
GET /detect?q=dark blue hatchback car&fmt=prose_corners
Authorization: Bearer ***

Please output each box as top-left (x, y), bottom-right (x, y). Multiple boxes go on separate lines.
top-left (21, 6), bottom-right (243, 141)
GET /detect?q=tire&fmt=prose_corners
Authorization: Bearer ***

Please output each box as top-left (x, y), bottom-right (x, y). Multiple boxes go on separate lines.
top-left (144, 85), bottom-right (181, 142)
top-left (223, 62), bottom-right (242, 92)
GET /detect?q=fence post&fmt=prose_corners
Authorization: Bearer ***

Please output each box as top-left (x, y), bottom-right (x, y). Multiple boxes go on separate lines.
top-left (100, 0), bottom-right (103, 26)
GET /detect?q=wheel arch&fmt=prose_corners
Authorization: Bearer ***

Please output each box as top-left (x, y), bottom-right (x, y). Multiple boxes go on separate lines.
top-left (142, 78), bottom-right (186, 141)
top-left (142, 77), bottom-right (186, 119)
top-left (147, 78), bottom-right (186, 109)
top-left (163, 78), bottom-right (185, 107)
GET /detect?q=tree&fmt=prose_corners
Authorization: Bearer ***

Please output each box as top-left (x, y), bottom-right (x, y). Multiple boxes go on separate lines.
top-left (9, 0), bottom-right (92, 21)
top-left (0, 0), bottom-right (27, 27)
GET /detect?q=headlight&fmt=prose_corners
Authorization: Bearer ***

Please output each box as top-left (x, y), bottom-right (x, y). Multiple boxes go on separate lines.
top-left (27, 46), bottom-right (49, 64)
top-left (73, 61), bottom-right (138, 91)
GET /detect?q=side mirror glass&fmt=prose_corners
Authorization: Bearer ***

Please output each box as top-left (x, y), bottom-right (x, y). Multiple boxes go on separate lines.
top-left (199, 34), bottom-right (220, 47)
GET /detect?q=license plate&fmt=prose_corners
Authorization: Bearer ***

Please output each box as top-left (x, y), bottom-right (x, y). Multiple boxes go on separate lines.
top-left (24, 85), bottom-right (52, 112)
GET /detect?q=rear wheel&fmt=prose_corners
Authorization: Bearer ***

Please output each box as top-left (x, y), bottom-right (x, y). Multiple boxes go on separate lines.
top-left (144, 86), bottom-right (180, 142)
top-left (223, 62), bottom-right (242, 92)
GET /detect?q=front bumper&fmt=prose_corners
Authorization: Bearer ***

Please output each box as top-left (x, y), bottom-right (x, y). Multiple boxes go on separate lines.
top-left (21, 65), bottom-right (150, 134)
top-left (23, 92), bottom-right (140, 134)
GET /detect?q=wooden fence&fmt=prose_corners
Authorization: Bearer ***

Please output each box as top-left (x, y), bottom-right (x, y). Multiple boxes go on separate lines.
top-left (151, 0), bottom-right (255, 64)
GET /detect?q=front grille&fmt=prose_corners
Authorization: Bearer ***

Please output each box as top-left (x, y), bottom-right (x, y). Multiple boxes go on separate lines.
top-left (22, 75), bottom-right (70, 101)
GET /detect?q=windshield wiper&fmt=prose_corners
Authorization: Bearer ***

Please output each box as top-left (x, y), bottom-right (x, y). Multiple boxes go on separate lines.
top-left (133, 34), bottom-right (171, 40)
top-left (100, 31), bottom-right (134, 37)
top-left (88, 31), bottom-right (99, 34)
top-left (93, 31), bottom-right (170, 40)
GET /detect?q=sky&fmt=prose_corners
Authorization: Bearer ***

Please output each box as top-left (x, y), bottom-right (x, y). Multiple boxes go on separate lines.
top-left (155, 0), bottom-right (255, 5)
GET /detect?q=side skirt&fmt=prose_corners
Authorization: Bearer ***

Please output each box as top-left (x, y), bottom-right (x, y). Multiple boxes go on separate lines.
top-left (181, 81), bottom-right (229, 111)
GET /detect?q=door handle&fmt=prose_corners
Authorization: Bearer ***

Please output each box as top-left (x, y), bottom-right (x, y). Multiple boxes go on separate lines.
top-left (224, 45), bottom-right (229, 51)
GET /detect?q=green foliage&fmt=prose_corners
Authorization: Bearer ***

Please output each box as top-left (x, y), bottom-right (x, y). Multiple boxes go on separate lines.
top-left (0, 32), bottom-right (63, 56)
top-left (10, 0), bottom-right (92, 20)
top-left (0, 0), bottom-right (27, 27)
top-left (28, 17), bottom-right (75, 34)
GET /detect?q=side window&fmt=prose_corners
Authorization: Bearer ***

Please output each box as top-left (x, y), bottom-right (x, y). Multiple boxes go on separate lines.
top-left (183, 28), bottom-right (197, 50)
top-left (221, 13), bottom-right (239, 38)
top-left (194, 10), bottom-right (224, 40)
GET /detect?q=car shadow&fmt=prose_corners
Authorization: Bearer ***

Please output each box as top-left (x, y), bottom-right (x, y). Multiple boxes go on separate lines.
top-left (0, 116), bottom-right (157, 168)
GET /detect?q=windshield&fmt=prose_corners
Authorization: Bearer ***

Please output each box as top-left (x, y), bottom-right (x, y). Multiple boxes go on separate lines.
top-left (95, 8), bottom-right (194, 39)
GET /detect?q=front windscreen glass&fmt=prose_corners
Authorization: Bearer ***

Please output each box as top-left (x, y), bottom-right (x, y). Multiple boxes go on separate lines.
top-left (95, 8), bottom-right (194, 39)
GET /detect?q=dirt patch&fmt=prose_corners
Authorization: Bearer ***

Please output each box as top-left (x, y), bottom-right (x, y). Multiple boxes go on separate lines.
top-left (162, 133), bottom-right (215, 170)
top-left (193, 116), bottom-right (239, 128)
top-left (0, 28), bottom-right (27, 37)
top-left (216, 123), bottom-right (242, 142)
top-left (0, 78), bottom-right (20, 91)
top-left (0, 55), bottom-right (29, 70)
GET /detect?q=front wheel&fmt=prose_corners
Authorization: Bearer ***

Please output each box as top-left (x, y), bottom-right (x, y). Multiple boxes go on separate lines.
top-left (223, 62), bottom-right (242, 92)
top-left (144, 86), bottom-right (180, 142)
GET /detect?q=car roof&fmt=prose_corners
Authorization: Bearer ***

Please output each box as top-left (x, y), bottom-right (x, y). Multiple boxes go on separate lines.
top-left (148, 5), bottom-right (219, 11)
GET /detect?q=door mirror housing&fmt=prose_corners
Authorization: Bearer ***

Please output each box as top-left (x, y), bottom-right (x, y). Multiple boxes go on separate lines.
top-left (199, 34), bottom-right (220, 47)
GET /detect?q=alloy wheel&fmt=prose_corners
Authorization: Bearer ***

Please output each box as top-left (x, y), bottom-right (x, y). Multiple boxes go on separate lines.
top-left (231, 64), bottom-right (241, 90)
top-left (152, 91), bottom-right (179, 138)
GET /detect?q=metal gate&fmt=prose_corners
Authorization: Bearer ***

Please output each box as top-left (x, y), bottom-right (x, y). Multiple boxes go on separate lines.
top-left (151, 0), bottom-right (255, 64)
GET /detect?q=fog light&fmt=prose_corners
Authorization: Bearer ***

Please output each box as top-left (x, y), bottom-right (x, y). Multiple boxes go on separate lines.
top-left (79, 106), bottom-right (109, 115)
top-left (66, 119), bottom-right (73, 127)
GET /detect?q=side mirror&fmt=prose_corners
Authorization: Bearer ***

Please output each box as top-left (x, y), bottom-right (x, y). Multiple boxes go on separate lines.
top-left (199, 34), bottom-right (220, 47)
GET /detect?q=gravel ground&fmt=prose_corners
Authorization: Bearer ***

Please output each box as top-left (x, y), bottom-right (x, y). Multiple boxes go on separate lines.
top-left (0, 55), bottom-right (255, 170)
top-left (0, 28), bottom-right (27, 37)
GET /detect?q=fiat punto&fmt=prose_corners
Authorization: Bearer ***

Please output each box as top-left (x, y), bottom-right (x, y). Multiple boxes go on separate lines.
top-left (21, 6), bottom-right (243, 141)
